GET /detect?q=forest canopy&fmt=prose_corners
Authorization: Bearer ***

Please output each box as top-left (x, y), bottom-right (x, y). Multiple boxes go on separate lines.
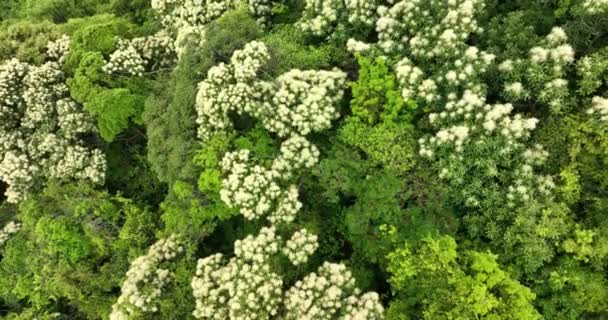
top-left (1, 0), bottom-right (608, 319)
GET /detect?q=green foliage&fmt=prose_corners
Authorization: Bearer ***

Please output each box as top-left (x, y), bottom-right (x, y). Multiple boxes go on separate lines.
top-left (576, 47), bottom-right (608, 96)
top-left (0, 20), bottom-right (61, 64)
top-left (481, 11), bottom-right (542, 59)
top-left (350, 55), bottom-right (408, 124)
top-left (145, 9), bottom-right (262, 185)
top-left (0, 182), bottom-right (159, 318)
top-left (263, 24), bottom-right (333, 75)
top-left (340, 119), bottom-right (416, 174)
top-left (387, 235), bottom-right (542, 320)
top-left (340, 55), bottom-right (417, 174)
top-left (202, 8), bottom-right (263, 64)
top-left (535, 257), bottom-right (608, 319)
top-left (144, 50), bottom-right (201, 185)
top-left (67, 15), bottom-right (136, 65)
top-left (88, 87), bottom-right (144, 141)
top-left (66, 15), bottom-right (149, 142)
top-left (104, 128), bottom-right (166, 204)
top-left (1, 1), bottom-right (608, 319)
top-left (16, 0), bottom-right (111, 23)
top-left (312, 139), bottom-right (455, 268)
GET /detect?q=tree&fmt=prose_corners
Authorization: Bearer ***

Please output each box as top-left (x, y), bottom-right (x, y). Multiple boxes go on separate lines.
top-left (386, 235), bottom-right (541, 320)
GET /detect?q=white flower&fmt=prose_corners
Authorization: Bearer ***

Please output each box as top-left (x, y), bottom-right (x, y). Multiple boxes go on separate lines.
top-left (587, 96), bottom-right (608, 122)
top-left (0, 221), bottom-right (21, 247)
top-left (110, 235), bottom-right (183, 319)
top-left (0, 57), bottom-right (105, 203)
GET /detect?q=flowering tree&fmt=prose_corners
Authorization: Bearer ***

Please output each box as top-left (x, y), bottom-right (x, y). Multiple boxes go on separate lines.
top-left (297, 0), bottom-right (391, 37)
top-left (0, 221), bottom-right (20, 247)
top-left (189, 39), bottom-right (383, 319)
top-left (339, 0), bottom-right (582, 273)
top-left (104, 0), bottom-right (282, 75)
top-left (386, 235), bottom-right (541, 319)
top-left (0, 38), bottom-right (106, 203)
top-left (110, 235), bottom-right (184, 320)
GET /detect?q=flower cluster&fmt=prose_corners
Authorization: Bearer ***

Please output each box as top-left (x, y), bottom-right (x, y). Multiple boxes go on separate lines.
top-left (151, 0), bottom-right (238, 30)
top-left (103, 44), bottom-right (145, 76)
top-left (283, 262), bottom-right (384, 319)
top-left (191, 227), bottom-right (284, 319)
top-left (195, 41), bottom-right (270, 141)
top-left (0, 57), bottom-right (105, 203)
top-left (499, 27), bottom-right (575, 113)
top-left (271, 135), bottom-right (320, 178)
top-left (193, 41), bottom-right (380, 320)
top-left (297, 0), bottom-right (342, 36)
top-left (263, 69), bottom-right (346, 137)
top-left (192, 226), bottom-right (380, 319)
top-left (283, 228), bottom-right (318, 266)
top-left (46, 35), bottom-right (71, 64)
top-left (248, 0), bottom-right (273, 24)
top-left (0, 221), bottom-right (21, 247)
top-left (298, 0), bottom-right (394, 37)
top-left (219, 135), bottom-right (318, 224)
top-left (220, 148), bottom-right (298, 223)
top-left (345, 0), bottom-right (384, 26)
top-left (350, 0), bottom-right (485, 56)
top-left (196, 41), bottom-right (347, 141)
top-left (107, 0), bottom-right (243, 75)
top-left (103, 32), bottom-right (176, 76)
top-left (586, 96), bottom-right (608, 122)
top-left (503, 144), bottom-right (555, 205)
top-left (110, 235), bottom-right (184, 320)
top-left (175, 25), bottom-right (206, 59)
top-left (395, 46), bottom-right (494, 105)
top-left (582, 0), bottom-right (608, 14)
top-left (419, 90), bottom-right (539, 157)
top-left (350, 0), bottom-right (556, 218)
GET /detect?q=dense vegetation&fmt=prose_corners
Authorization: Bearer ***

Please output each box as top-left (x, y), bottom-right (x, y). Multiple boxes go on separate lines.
top-left (0, 0), bottom-right (608, 319)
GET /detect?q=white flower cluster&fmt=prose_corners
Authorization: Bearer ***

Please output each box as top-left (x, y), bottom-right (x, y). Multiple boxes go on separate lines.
top-left (283, 228), bottom-right (318, 266)
top-left (530, 29), bottom-right (574, 64)
top-left (219, 135), bottom-right (319, 224)
top-left (582, 0), bottom-right (608, 14)
top-left (175, 25), bottom-right (206, 59)
top-left (195, 41), bottom-right (347, 141)
top-left (191, 226), bottom-right (284, 319)
top-left (103, 32), bottom-right (176, 76)
top-left (110, 235), bottom-right (184, 320)
top-left (264, 69), bottom-right (346, 137)
top-left (395, 46), bottom-right (495, 104)
top-left (284, 262), bottom-right (384, 320)
top-left (297, 0), bottom-right (342, 36)
top-left (104, 44), bottom-right (145, 76)
top-left (248, 0), bottom-right (273, 24)
top-left (0, 221), bottom-right (21, 247)
top-left (271, 135), bottom-right (320, 178)
top-left (193, 41), bottom-right (380, 320)
top-left (350, 0), bottom-right (485, 56)
top-left (298, 0), bottom-right (394, 37)
top-left (106, 0), bottom-right (230, 72)
top-left (500, 27), bottom-right (575, 111)
top-left (503, 144), bottom-right (554, 205)
top-left (586, 96), bottom-right (608, 122)
top-left (419, 90), bottom-right (539, 156)
top-left (151, 0), bottom-right (238, 30)
top-left (0, 58), bottom-right (105, 203)
top-left (192, 226), bottom-right (382, 319)
top-left (345, 0), bottom-right (385, 26)
top-left (196, 41), bottom-right (270, 141)
top-left (46, 35), bottom-right (71, 64)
